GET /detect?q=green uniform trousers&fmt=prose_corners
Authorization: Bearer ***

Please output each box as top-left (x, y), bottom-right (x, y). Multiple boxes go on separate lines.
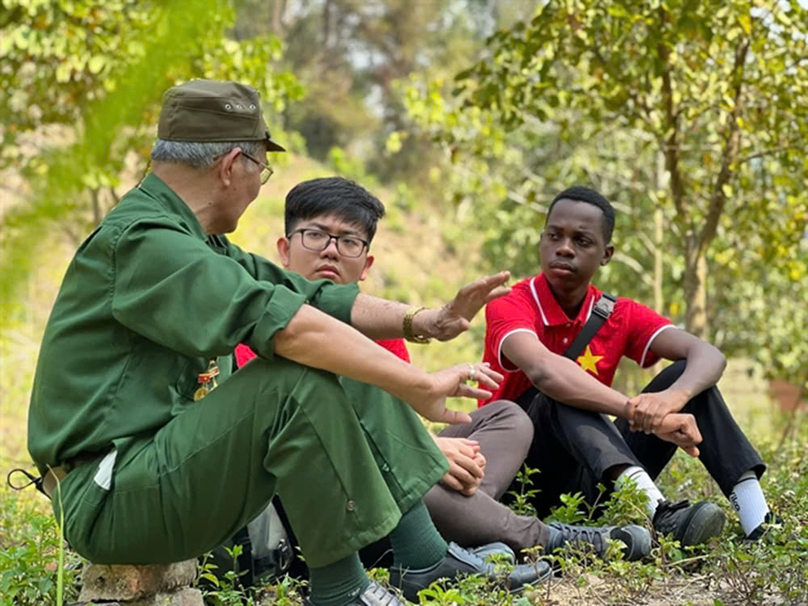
top-left (53, 357), bottom-right (448, 568)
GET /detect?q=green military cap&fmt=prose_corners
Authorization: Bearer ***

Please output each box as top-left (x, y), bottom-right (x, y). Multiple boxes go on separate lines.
top-left (157, 80), bottom-right (285, 152)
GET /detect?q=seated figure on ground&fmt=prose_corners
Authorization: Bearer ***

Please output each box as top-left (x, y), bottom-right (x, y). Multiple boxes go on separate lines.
top-left (27, 79), bottom-right (549, 606)
top-left (235, 176), bottom-right (652, 566)
top-left (480, 185), bottom-right (774, 547)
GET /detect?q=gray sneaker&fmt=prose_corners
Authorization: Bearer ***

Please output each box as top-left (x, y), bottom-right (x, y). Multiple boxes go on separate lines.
top-left (471, 541), bottom-right (515, 563)
top-left (653, 500), bottom-right (726, 546)
top-left (389, 542), bottom-right (550, 602)
top-left (546, 522), bottom-right (652, 561)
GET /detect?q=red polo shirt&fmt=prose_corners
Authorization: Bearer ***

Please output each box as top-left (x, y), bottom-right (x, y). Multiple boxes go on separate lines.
top-left (480, 273), bottom-right (672, 406)
top-left (235, 338), bottom-right (411, 368)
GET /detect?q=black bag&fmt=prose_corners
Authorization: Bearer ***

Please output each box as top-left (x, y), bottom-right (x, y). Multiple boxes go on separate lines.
top-left (207, 495), bottom-right (297, 587)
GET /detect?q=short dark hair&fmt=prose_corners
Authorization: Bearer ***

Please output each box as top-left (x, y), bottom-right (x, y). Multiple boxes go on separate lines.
top-left (285, 177), bottom-right (386, 244)
top-left (546, 186), bottom-right (615, 243)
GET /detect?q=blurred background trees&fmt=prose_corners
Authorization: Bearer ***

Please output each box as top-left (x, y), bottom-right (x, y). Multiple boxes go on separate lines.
top-left (1, 0), bottom-right (806, 395)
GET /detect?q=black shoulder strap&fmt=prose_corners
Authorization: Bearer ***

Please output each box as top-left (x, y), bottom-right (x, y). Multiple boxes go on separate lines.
top-left (562, 292), bottom-right (617, 360)
top-left (513, 292), bottom-right (617, 410)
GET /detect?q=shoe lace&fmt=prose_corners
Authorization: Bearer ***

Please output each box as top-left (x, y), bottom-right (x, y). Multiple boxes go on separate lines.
top-left (548, 522), bottom-right (605, 553)
top-left (653, 499), bottom-right (690, 534)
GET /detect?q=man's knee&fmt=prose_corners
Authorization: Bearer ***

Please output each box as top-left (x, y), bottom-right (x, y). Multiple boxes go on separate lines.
top-left (476, 399), bottom-right (534, 450)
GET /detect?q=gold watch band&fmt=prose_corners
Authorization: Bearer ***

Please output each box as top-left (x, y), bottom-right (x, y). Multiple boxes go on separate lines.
top-left (403, 306), bottom-right (431, 344)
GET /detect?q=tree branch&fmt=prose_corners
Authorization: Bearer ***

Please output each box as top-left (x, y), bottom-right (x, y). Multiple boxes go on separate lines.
top-left (656, 7), bottom-right (687, 227)
top-left (738, 144), bottom-right (800, 165)
top-left (700, 36), bottom-right (750, 252)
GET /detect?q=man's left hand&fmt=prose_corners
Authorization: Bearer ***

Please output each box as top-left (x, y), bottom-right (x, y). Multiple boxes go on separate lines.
top-left (629, 389), bottom-right (690, 434)
top-left (416, 272), bottom-right (511, 342)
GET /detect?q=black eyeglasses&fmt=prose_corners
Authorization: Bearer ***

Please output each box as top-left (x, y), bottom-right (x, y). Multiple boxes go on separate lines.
top-left (241, 151), bottom-right (274, 184)
top-left (288, 228), bottom-right (369, 258)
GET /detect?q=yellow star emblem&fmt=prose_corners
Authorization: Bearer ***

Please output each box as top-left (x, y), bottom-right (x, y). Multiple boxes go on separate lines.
top-left (577, 345), bottom-right (604, 375)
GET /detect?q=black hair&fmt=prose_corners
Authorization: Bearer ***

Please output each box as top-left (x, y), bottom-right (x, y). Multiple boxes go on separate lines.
top-left (285, 177), bottom-right (386, 244)
top-left (546, 185), bottom-right (616, 243)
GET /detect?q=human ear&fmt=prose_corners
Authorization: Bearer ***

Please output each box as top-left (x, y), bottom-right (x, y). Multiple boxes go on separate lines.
top-left (359, 255), bottom-right (375, 282)
top-left (217, 148), bottom-right (242, 187)
top-left (601, 244), bottom-right (614, 266)
top-left (277, 236), bottom-right (291, 268)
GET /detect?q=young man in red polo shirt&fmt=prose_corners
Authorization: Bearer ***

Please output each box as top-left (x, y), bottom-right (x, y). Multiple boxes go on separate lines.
top-left (239, 177), bottom-right (652, 565)
top-left (482, 185), bottom-right (772, 546)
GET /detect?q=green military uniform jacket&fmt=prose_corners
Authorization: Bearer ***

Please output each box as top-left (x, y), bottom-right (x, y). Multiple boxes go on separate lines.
top-left (28, 174), bottom-right (359, 474)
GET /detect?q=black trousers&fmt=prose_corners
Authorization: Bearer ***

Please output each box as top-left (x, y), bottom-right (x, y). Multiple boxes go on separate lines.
top-left (519, 360), bottom-right (766, 519)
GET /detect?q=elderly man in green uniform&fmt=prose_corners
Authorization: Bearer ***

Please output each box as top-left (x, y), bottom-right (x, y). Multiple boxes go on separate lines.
top-left (27, 80), bottom-right (547, 606)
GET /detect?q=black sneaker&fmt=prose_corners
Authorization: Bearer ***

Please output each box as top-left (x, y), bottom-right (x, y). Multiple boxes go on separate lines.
top-left (653, 500), bottom-right (725, 546)
top-left (546, 522), bottom-right (651, 561)
top-left (389, 542), bottom-right (550, 602)
top-left (745, 512), bottom-right (782, 541)
top-left (306, 580), bottom-right (406, 606)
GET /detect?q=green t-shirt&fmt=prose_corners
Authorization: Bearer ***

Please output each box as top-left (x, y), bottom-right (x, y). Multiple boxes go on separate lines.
top-left (28, 174), bottom-right (359, 474)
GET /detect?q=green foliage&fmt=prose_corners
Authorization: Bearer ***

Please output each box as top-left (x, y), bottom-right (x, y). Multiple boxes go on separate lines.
top-left (0, 0), bottom-right (302, 309)
top-left (398, 0), bottom-right (808, 384)
top-left (506, 464), bottom-right (541, 517)
top-left (0, 493), bottom-right (82, 605)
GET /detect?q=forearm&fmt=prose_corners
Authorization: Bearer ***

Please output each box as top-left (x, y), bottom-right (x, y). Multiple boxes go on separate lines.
top-left (275, 303), bottom-right (432, 404)
top-left (348, 293), bottom-right (412, 340)
top-left (664, 342), bottom-right (726, 400)
top-left (526, 356), bottom-right (631, 418)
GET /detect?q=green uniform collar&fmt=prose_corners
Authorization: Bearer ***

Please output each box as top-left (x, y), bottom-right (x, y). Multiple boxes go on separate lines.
top-left (138, 173), bottom-right (208, 241)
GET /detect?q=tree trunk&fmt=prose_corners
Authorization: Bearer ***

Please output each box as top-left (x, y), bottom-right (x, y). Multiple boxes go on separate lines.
top-left (653, 207), bottom-right (664, 314)
top-left (684, 236), bottom-right (708, 338)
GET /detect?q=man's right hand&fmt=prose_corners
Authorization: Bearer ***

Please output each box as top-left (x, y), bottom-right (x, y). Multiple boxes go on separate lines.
top-left (409, 362), bottom-right (502, 425)
top-left (651, 412), bottom-right (703, 457)
top-left (433, 436), bottom-right (486, 496)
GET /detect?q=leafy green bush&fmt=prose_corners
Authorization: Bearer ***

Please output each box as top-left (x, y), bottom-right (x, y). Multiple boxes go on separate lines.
top-left (0, 492), bottom-right (81, 605)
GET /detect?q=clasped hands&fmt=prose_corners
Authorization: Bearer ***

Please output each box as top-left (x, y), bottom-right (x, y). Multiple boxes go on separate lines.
top-left (433, 436), bottom-right (486, 496)
top-left (627, 390), bottom-right (701, 457)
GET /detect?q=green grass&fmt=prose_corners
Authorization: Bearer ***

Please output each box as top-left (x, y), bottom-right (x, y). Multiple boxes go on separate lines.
top-left (1, 154), bottom-right (806, 605)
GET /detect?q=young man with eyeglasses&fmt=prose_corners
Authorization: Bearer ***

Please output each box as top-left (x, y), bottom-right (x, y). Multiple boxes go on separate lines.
top-left (28, 80), bottom-right (555, 606)
top-left (238, 177), bottom-right (652, 570)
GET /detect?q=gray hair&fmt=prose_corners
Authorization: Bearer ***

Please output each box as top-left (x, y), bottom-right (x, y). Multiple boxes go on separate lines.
top-left (150, 139), bottom-right (265, 170)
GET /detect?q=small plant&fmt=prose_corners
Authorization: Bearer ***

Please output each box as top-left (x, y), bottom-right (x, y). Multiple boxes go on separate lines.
top-left (197, 545), bottom-right (254, 606)
top-left (0, 492), bottom-right (82, 606)
top-left (506, 464), bottom-right (541, 517)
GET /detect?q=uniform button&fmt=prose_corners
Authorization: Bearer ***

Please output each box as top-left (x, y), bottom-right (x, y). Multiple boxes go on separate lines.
top-left (566, 323), bottom-right (572, 328)
top-left (382, 464), bottom-right (390, 472)
top-left (563, 337), bottom-right (569, 344)
top-left (347, 500), bottom-right (356, 512)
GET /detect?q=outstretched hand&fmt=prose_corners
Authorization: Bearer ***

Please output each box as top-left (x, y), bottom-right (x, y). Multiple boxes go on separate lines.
top-left (417, 272), bottom-right (511, 342)
top-left (411, 362), bottom-right (503, 425)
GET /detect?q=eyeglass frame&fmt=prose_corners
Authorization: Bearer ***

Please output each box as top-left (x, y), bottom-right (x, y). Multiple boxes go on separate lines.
top-left (287, 228), bottom-right (370, 258)
top-left (241, 151), bottom-right (274, 184)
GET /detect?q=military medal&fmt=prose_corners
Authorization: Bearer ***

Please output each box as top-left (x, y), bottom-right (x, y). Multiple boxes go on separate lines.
top-left (193, 359), bottom-right (220, 401)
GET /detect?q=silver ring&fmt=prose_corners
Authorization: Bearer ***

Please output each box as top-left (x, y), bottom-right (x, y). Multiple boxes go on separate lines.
top-left (468, 363), bottom-right (476, 382)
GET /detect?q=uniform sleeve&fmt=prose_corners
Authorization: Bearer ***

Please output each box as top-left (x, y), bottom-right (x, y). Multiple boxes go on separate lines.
top-left (221, 235), bottom-right (357, 325)
top-left (621, 299), bottom-right (673, 368)
top-left (111, 220), bottom-right (359, 360)
top-left (484, 289), bottom-right (537, 372)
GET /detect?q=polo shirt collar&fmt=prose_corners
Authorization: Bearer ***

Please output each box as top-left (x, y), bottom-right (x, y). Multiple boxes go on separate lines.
top-left (137, 173), bottom-right (208, 241)
top-left (530, 273), bottom-right (597, 327)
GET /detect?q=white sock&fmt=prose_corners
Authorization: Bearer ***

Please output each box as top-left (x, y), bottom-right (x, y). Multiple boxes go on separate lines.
top-left (615, 465), bottom-right (665, 518)
top-left (729, 470), bottom-right (769, 536)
